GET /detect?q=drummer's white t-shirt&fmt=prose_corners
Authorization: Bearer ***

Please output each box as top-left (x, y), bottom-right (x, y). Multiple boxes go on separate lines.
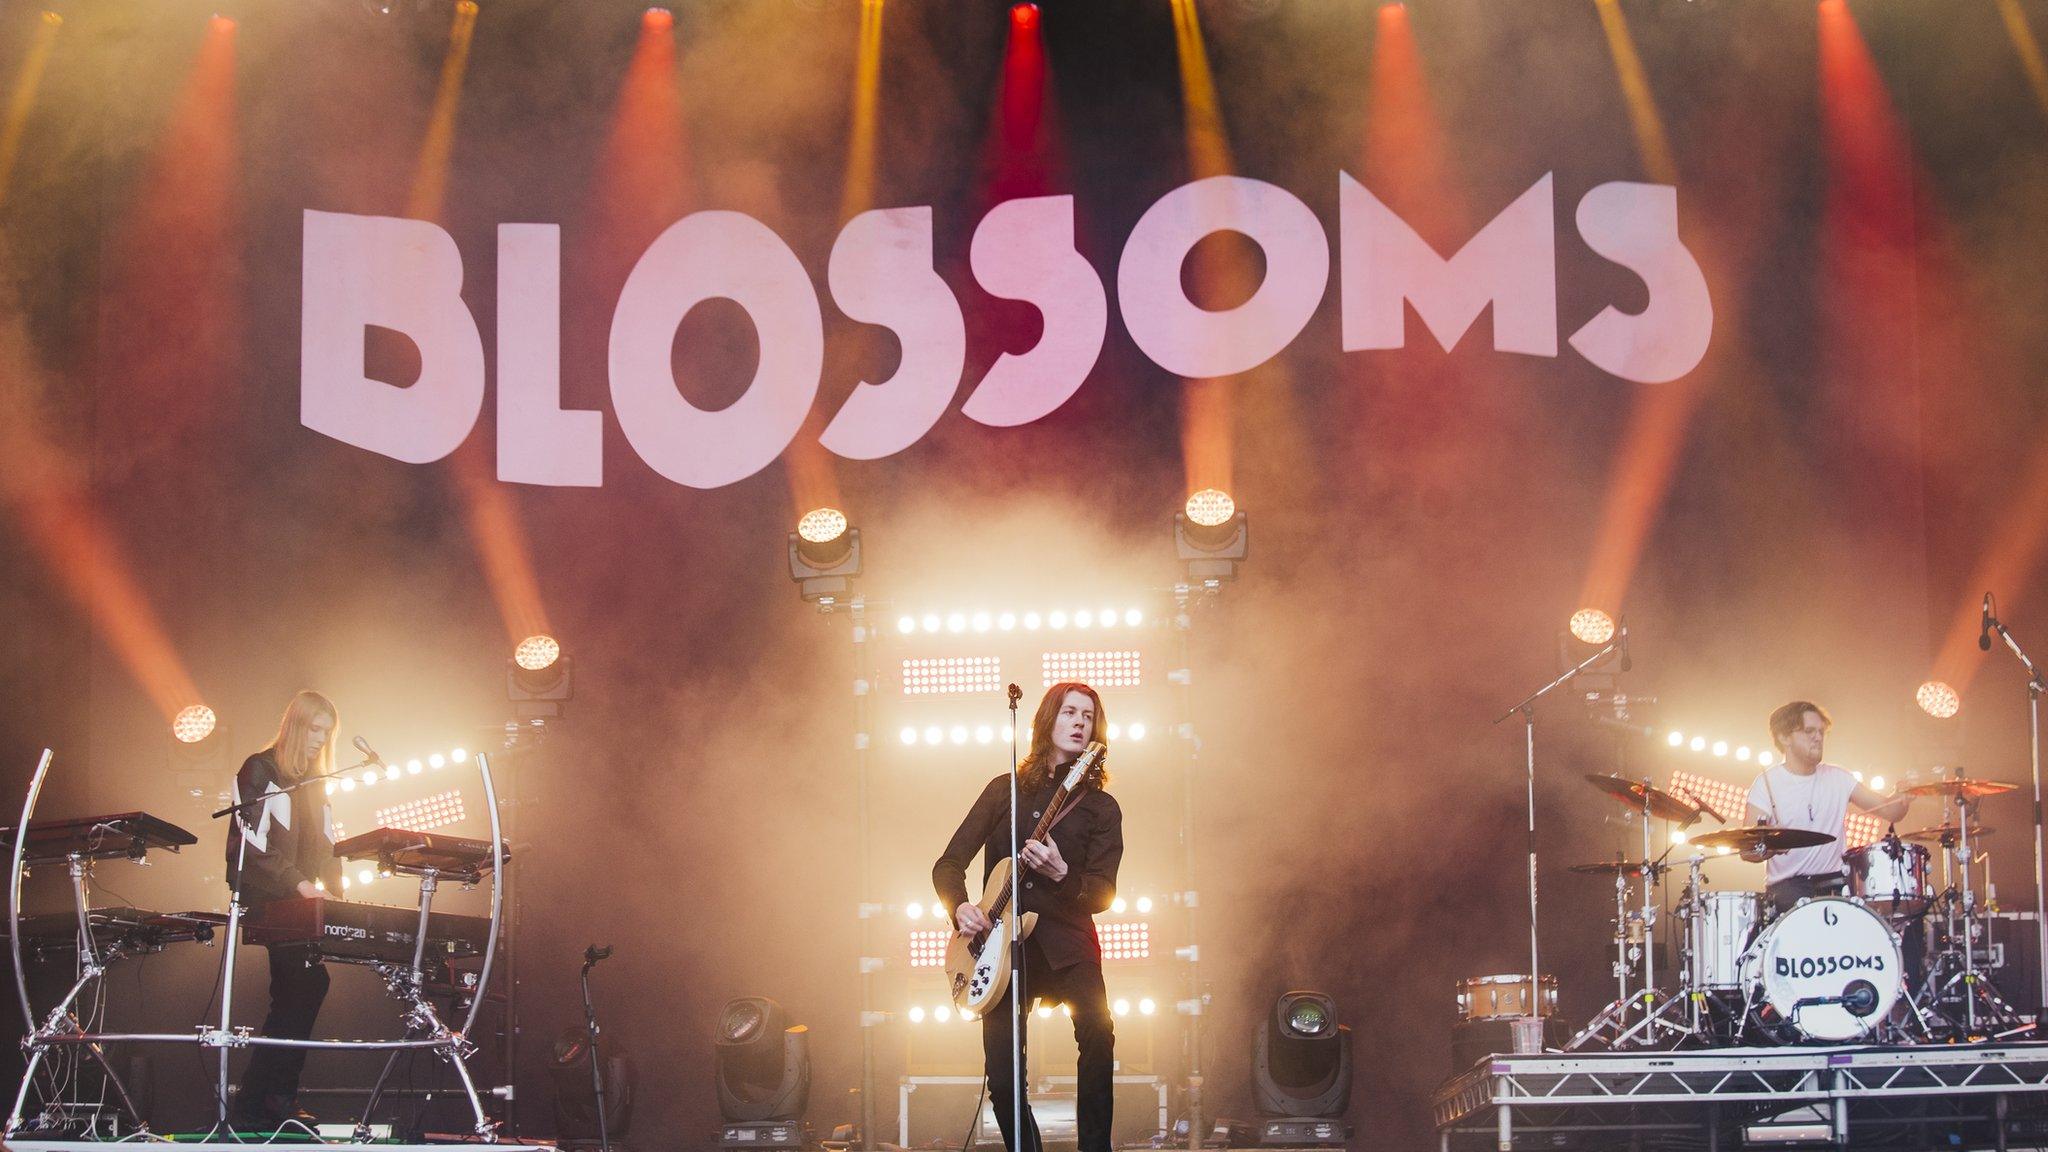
top-left (1746, 762), bottom-right (1859, 884)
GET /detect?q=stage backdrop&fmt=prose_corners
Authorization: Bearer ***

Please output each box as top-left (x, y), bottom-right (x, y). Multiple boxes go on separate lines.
top-left (4, 0), bottom-right (2048, 1143)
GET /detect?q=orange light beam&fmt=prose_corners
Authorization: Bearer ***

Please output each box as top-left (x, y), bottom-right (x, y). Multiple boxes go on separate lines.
top-left (403, 0), bottom-right (478, 221)
top-left (0, 11), bottom-right (61, 211)
top-left (1167, 0), bottom-right (1236, 498)
top-left (1999, 0), bottom-right (2048, 125)
top-left (1573, 0), bottom-right (1701, 616)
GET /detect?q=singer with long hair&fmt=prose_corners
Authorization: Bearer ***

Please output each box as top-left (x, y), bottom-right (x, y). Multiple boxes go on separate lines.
top-left (225, 690), bottom-right (344, 1128)
top-left (933, 681), bottom-right (1124, 1152)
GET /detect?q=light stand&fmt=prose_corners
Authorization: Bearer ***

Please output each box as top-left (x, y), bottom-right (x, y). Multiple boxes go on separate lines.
top-left (1983, 603), bottom-right (2048, 1020)
top-left (1493, 624), bottom-right (1628, 1041)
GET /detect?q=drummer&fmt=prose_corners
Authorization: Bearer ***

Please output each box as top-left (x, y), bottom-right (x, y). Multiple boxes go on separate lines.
top-left (1743, 700), bottom-right (1915, 912)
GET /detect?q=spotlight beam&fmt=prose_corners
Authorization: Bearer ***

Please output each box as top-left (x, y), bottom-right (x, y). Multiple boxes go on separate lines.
top-left (404, 0), bottom-right (480, 222)
top-left (0, 11), bottom-right (61, 212)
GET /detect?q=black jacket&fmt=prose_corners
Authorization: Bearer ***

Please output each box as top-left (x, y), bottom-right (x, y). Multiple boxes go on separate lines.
top-left (225, 750), bottom-right (342, 905)
top-left (933, 770), bottom-right (1123, 969)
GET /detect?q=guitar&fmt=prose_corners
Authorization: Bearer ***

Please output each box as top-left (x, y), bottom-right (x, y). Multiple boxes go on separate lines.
top-left (946, 742), bottom-right (1108, 1014)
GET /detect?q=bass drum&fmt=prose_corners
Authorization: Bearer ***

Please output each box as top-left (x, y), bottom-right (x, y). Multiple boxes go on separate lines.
top-left (1738, 896), bottom-right (1902, 1041)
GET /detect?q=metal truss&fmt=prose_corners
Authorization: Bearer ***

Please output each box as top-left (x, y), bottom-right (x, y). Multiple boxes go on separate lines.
top-left (1434, 1042), bottom-right (2048, 1150)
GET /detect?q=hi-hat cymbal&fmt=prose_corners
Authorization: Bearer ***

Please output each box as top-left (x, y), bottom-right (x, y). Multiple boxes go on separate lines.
top-left (1897, 778), bottom-right (2019, 800)
top-left (1582, 774), bottom-right (1703, 824)
top-left (1688, 825), bottom-right (1836, 853)
top-left (1568, 859), bottom-right (1665, 878)
top-left (1899, 824), bottom-right (1996, 845)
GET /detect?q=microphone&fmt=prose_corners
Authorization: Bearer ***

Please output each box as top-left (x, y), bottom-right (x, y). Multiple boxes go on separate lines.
top-left (1677, 786), bottom-right (1726, 824)
top-left (584, 943), bottom-right (613, 965)
top-left (1007, 683), bottom-right (1022, 705)
top-left (1981, 593), bottom-right (1994, 652)
top-left (352, 735), bottom-right (385, 767)
top-left (1618, 617), bottom-right (1633, 673)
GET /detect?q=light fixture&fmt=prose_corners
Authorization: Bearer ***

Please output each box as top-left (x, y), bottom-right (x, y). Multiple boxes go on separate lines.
top-left (172, 704), bottom-right (217, 744)
top-left (510, 634), bottom-right (572, 714)
top-left (1667, 730), bottom-right (1684, 747)
top-left (1568, 609), bottom-right (1615, 645)
top-left (787, 508), bottom-right (862, 604)
top-left (1917, 680), bottom-right (1960, 719)
top-left (715, 998), bottom-right (810, 1147)
top-left (1249, 991), bottom-right (1352, 1143)
top-left (1176, 489), bottom-right (1249, 582)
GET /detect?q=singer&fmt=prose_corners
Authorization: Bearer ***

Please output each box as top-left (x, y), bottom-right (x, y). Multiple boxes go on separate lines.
top-left (224, 690), bottom-right (345, 1128)
top-left (1743, 700), bottom-right (1915, 911)
top-left (933, 682), bottom-right (1124, 1152)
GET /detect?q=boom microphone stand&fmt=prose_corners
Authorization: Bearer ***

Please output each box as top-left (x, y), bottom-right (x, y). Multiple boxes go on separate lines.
top-left (1005, 684), bottom-right (1028, 1152)
top-left (1981, 595), bottom-right (2048, 1019)
top-left (1493, 620), bottom-right (1629, 1042)
top-left (581, 944), bottom-right (615, 1152)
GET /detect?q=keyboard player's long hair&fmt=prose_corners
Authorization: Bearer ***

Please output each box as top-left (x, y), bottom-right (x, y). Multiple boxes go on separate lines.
top-left (267, 690), bottom-right (339, 783)
top-left (1018, 681), bottom-right (1110, 791)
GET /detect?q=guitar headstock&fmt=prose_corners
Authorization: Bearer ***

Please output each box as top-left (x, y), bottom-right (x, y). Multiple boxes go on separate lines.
top-left (1059, 741), bottom-right (1109, 793)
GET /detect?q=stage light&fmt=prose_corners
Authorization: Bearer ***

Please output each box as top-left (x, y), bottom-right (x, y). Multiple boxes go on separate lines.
top-left (1036, 1005), bottom-right (1053, 1019)
top-left (1023, 612), bottom-right (1042, 630)
top-left (1075, 609), bottom-right (1094, 628)
top-left (1568, 608), bottom-right (1615, 645)
top-left (1107, 723), bottom-right (1123, 740)
top-left (1186, 488), bottom-right (1236, 526)
top-left (383, 763), bottom-right (400, 780)
top-left (361, 769), bottom-right (379, 787)
top-left (1917, 680), bottom-right (1961, 719)
top-left (976, 725), bottom-right (994, 744)
top-left (516, 634), bottom-right (561, 671)
top-left (551, 1023), bottom-right (635, 1142)
top-left (1111, 897), bottom-right (1128, 914)
top-left (1670, 829), bottom-right (1688, 845)
top-left (923, 727), bottom-right (942, 746)
top-left (1049, 610), bottom-right (1069, 629)
top-left (922, 614), bottom-right (940, 633)
top-left (1011, 2), bottom-right (1038, 29)
top-left (1711, 741), bottom-right (1728, 758)
top-left (1140, 998), bottom-right (1157, 1015)
top-left (898, 616), bottom-right (915, 634)
top-left (376, 788), bottom-right (466, 833)
top-left (408, 758), bottom-right (424, 773)
top-left (1125, 608), bottom-right (1144, 626)
top-left (1129, 723), bottom-right (1147, 741)
top-left (340, 778), bottom-right (357, 793)
top-left (510, 635), bottom-right (573, 710)
top-left (947, 612), bottom-right (967, 633)
top-left (643, 6), bottom-right (673, 29)
top-left (1176, 491), bottom-right (1249, 582)
top-left (1871, 775), bottom-right (1886, 791)
top-left (1759, 751), bottom-right (1775, 767)
top-left (451, 747), bottom-right (468, 762)
top-left (908, 1006), bottom-right (925, 1023)
top-left (1251, 991), bottom-right (1352, 1136)
top-left (998, 612), bottom-right (1017, 631)
top-left (788, 510), bottom-right (861, 604)
top-left (715, 998), bottom-right (810, 1142)
top-left (172, 704), bottom-right (217, 744)
top-left (1137, 896), bottom-right (1154, 913)
top-left (931, 902), bottom-right (946, 919)
top-left (1667, 730), bottom-right (1684, 747)
top-left (934, 1006), bottom-right (952, 1023)
top-left (1061, 1004), bottom-right (1071, 1017)
top-left (428, 752), bottom-right (446, 769)
top-left (358, 867), bottom-right (374, 885)
top-left (1113, 998), bottom-right (1131, 1017)
top-left (325, 782), bottom-right (337, 796)
top-left (972, 611), bottom-right (992, 632)
top-left (1736, 746), bottom-right (1752, 762)
top-left (1689, 736), bottom-right (1706, 752)
top-left (900, 727), bottom-right (917, 746)
top-left (906, 902), bottom-right (923, 920)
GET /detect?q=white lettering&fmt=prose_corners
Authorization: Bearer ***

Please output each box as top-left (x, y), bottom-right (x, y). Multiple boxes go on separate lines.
top-left (1567, 181), bottom-right (1712, 384)
top-left (960, 195), bottom-right (1107, 427)
top-left (821, 207), bottom-right (965, 460)
top-left (497, 224), bottom-right (603, 486)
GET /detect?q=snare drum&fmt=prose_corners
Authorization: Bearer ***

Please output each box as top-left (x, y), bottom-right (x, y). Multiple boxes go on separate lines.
top-left (1686, 890), bottom-right (1764, 990)
top-left (1844, 840), bottom-right (1930, 918)
top-left (1455, 974), bottom-right (1557, 1021)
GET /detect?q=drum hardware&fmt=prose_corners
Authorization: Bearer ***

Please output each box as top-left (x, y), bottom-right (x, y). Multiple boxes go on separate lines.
top-left (1843, 831), bottom-right (1931, 919)
top-left (1903, 777), bottom-right (2028, 1038)
top-left (1687, 826), bottom-right (1837, 855)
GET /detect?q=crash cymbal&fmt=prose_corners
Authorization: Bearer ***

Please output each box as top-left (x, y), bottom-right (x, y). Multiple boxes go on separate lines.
top-left (1582, 774), bottom-right (1704, 824)
top-left (1896, 778), bottom-right (2020, 800)
top-left (1568, 859), bottom-right (1665, 878)
top-left (1688, 825), bottom-right (1836, 853)
top-left (1899, 824), bottom-right (1995, 845)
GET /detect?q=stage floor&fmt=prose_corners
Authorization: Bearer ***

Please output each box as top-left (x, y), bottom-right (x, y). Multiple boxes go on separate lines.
top-left (1435, 1041), bottom-right (2048, 1150)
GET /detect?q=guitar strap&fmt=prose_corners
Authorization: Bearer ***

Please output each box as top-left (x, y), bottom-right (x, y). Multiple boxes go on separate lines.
top-left (1045, 790), bottom-right (1088, 835)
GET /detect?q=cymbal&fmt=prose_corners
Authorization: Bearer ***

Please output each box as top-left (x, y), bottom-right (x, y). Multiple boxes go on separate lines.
top-left (1899, 824), bottom-right (1995, 845)
top-left (1568, 859), bottom-right (1664, 878)
top-left (1897, 778), bottom-right (2019, 800)
top-left (1688, 825), bottom-right (1836, 853)
top-left (1582, 774), bottom-right (1703, 823)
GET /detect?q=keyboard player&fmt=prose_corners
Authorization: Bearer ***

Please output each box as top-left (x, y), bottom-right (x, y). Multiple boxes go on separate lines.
top-left (224, 690), bottom-right (345, 1129)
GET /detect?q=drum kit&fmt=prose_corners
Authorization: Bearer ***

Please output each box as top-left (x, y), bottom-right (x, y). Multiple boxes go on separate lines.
top-left (1466, 769), bottom-right (2036, 1050)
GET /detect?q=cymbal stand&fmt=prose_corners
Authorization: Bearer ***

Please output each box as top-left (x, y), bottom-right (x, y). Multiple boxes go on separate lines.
top-left (1609, 799), bottom-right (1690, 1049)
top-left (1917, 786), bottom-right (2024, 1036)
top-left (1566, 859), bottom-right (1644, 1050)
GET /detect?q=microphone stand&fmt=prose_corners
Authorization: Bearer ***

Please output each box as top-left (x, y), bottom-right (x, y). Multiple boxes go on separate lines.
top-left (580, 945), bottom-right (614, 1152)
top-left (208, 757), bottom-right (376, 1125)
top-left (1984, 605), bottom-right (2048, 1021)
top-left (1493, 625), bottom-right (1628, 1042)
top-left (1005, 685), bottom-right (1027, 1152)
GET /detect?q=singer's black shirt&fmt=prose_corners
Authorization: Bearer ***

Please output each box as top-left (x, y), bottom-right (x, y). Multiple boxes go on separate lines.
top-left (225, 751), bottom-right (342, 904)
top-left (933, 771), bottom-right (1123, 970)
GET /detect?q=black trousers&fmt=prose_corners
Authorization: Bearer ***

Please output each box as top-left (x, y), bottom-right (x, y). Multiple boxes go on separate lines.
top-left (981, 936), bottom-right (1115, 1152)
top-left (236, 944), bottom-right (330, 1119)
